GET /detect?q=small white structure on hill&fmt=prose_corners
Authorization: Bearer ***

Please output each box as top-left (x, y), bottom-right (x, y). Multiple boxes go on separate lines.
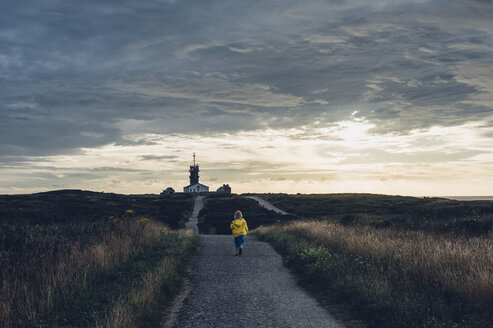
top-left (184, 154), bottom-right (209, 193)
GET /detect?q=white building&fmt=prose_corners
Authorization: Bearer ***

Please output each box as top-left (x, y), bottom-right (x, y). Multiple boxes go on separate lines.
top-left (184, 183), bottom-right (209, 193)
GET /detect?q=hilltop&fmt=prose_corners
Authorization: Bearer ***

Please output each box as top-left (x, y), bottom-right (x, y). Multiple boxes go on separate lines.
top-left (0, 189), bottom-right (193, 228)
top-left (3, 190), bottom-right (493, 235)
top-left (252, 193), bottom-right (493, 235)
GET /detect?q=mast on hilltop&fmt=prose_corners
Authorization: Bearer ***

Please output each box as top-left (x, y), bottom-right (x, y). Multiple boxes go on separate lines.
top-left (189, 153), bottom-right (199, 185)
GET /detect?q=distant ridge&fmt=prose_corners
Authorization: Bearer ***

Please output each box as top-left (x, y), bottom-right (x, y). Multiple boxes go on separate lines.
top-left (35, 189), bottom-right (95, 195)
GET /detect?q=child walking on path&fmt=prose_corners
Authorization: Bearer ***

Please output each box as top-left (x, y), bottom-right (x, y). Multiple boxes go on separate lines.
top-left (230, 210), bottom-right (248, 256)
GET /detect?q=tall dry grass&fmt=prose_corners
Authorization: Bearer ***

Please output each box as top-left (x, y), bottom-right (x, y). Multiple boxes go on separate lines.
top-left (0, 218), bottom-right (169, 327)
top-left (97, 229), bottom-right (196, 328)
top-left (256, 221), bottom-right (493, 308)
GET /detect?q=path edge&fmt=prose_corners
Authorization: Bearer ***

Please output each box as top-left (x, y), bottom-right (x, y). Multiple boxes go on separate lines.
top-left (161, 255), bottom-right (196, 328)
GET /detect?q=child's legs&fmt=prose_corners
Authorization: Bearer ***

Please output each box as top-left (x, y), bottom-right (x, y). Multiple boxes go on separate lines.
top-left (234, 236), bottom-right (242, 250)
top-left (234, 236), bottom-right (245, 254)
top-left (238, 236), bottom-right (245, 249)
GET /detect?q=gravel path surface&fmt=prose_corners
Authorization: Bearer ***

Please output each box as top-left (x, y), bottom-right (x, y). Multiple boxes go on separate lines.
top-left (246, 196), bottom-right (288, 215)
top-left (185, 196), bottom-right (204, 234)
top-left (172, 235), bottom-right (345, 327)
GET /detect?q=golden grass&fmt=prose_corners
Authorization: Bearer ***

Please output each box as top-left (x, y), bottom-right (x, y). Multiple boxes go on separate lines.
top-left (256, 221), bottom-right (493, 307)
top-left (97, 229), bottom-right (195, 328)
top-left (0, 219), bottom-right (170, 327)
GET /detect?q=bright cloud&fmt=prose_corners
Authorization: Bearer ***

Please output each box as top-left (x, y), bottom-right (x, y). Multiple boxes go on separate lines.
top-left (2, 119), bottom-right (492, 195)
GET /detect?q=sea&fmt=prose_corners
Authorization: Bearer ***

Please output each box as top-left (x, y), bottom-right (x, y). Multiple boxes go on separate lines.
top-left (443, 196), bottom-right (493, 201)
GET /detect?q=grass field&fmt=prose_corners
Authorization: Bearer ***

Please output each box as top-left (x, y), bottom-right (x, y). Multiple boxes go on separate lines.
top-left (0, 190), bottom-right (198, 327)
top-left (255, 219), bottom-right (493, 327)
top-left (254, 193), bottom-right (493, 236)
top-left (0, 189), bottom-right (194, 228)
top-left (250, 193), bottom-right (493, 327)
top-left (4, 190), bottom-right (493, 327)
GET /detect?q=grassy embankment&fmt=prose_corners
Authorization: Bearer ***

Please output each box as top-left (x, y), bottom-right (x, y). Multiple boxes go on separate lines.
top-left (253, 194), bottom-right (493, 328)
top-left (256, 193), bottom-right (493, 235)
top-left (0, 190), bottom-right (198, 328)
top-left (198, 194), bottom-right (297, 234)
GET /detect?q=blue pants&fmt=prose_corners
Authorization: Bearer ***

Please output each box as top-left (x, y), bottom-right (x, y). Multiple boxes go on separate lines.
top-left (234, 236), bottom-right (245, 248)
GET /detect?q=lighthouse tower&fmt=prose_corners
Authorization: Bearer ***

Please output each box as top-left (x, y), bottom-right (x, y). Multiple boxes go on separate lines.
top-left (189, 153), bottom-right (199, 185)
top-left (183, 153), bottom-right (209, 193)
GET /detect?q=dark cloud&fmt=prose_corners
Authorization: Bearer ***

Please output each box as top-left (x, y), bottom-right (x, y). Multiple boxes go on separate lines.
top-left (1, 0), bottom-right (492, 157)
top-left (87, 167), bottom-right (147, 173)
top-left (140, 155), bottom-right (179, 161)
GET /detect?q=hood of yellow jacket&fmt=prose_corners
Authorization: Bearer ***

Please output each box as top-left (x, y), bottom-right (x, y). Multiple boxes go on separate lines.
top-left (232, 219), bottom-right (243, 227)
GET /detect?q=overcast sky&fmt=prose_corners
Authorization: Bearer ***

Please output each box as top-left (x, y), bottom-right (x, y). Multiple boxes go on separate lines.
top-left (1, 0), bottom-right (493, 195)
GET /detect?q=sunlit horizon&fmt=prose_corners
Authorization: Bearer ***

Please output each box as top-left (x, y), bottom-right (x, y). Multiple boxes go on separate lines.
top-left (3, 120), bottom-right (492, 196)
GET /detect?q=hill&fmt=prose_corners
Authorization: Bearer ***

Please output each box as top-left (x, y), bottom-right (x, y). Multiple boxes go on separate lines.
top-left (0, 189), bottom-right (194, 228)
top-left (0, 189), bottom-right (198, 327)
top-left (252, 193), bottom-right (493, 235)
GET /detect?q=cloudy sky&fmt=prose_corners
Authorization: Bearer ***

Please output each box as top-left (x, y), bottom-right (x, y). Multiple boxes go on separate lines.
top-left (1, 0), bottom-right (493, 195)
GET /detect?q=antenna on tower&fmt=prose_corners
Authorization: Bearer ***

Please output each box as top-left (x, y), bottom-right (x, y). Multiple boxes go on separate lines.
top-left (193, 153), bottom-right (196, 166)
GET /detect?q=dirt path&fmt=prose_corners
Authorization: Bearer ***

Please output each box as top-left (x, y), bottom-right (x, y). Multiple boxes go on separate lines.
top-left (169, 197), bottom-right (345, 328)
top-left (185, 195), bottom-right (204, 234)
top-left (246, 196), bottom-right (288, 215)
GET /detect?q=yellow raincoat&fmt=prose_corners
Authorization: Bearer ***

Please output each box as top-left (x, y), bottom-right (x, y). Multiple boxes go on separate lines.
top-left (230, 218), bottom-right (248, 237)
